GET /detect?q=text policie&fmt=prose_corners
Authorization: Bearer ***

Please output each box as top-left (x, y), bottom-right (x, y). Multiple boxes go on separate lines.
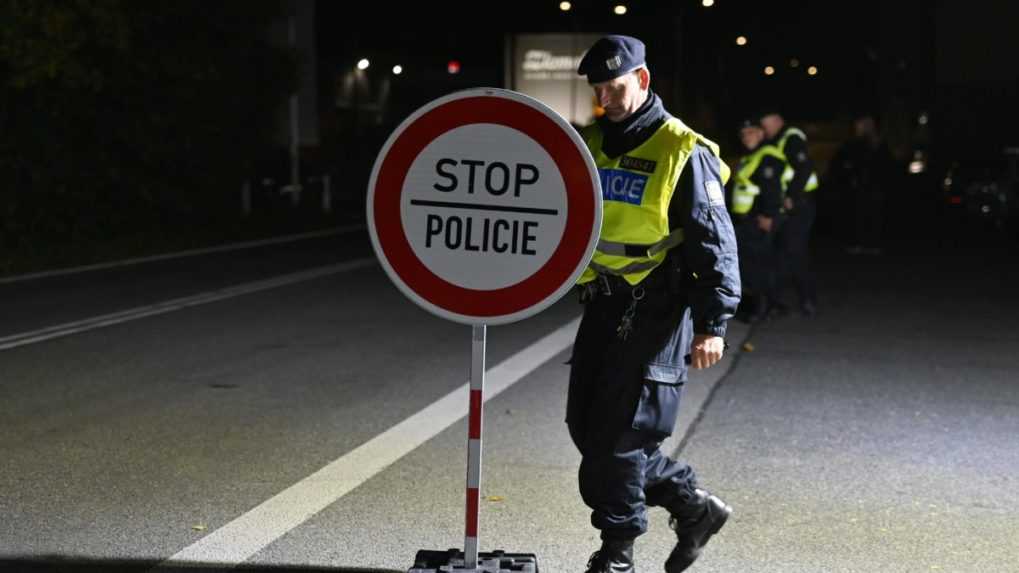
top-left (423, 158), bottom-right (545, 256)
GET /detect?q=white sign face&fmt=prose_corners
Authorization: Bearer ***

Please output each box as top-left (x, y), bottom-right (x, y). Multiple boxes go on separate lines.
top-left (401, 123), bottom-right (568, 291)
top-left (368, 88), bottom-right (601, 325)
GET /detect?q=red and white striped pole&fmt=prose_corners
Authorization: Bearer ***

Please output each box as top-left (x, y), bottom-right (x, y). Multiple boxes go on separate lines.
top-left (464, 324), bottom-right (486, 570)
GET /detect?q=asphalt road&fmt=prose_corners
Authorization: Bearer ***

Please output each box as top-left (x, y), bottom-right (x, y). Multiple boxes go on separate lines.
top-left (1, 230), bottom-right (1016, 573)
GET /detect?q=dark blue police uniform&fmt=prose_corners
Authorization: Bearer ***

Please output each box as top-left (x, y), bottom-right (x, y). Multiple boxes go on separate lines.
top-left (569, 35), bottom-right (740, 573)
top-left (771, 124), bottom-right (819, 314)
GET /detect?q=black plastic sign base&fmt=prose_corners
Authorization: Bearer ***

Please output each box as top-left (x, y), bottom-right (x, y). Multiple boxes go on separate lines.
top-left (408, 549), bottom-right (539, 572)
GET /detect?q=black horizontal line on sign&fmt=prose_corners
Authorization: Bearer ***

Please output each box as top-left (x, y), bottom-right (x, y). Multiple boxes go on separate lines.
top-left (409, 199), bottom-right (559, 216)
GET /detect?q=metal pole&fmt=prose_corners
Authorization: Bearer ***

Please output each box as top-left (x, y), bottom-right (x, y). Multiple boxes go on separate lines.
top-left (464, 324), bottom-right (486, 569)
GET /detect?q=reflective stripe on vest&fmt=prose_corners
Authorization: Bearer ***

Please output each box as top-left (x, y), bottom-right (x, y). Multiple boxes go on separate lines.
top-left (780, 164), bottom-right (819, 192)
top-left (577, 117), bottom-right (728, 286)
top-left (732, 144), bottom-right (783, 215)
top-left (596, 228), bottom-right (686, 258)
top-left (588, 258), bottom-right (663, 277)
top-left (776, 127), bottom-right (820, 192)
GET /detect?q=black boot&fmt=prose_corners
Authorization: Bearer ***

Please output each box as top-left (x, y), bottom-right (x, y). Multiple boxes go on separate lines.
top-left (664, 489), bottom-right (732, 573)
top-left (584, 538), bottom-right (635, 573)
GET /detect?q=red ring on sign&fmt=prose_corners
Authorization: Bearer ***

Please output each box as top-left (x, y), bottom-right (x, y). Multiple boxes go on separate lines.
top-left (373, 96), bottom-right (595, 317)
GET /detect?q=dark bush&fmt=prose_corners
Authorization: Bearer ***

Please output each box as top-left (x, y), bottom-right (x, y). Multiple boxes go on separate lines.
top-left (0, 0), bottom-right (296, 250)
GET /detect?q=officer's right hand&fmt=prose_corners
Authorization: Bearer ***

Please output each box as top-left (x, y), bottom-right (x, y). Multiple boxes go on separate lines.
top-left (783, 197), bottom-right (795, 211)
top-left (756, 215), bottom-right (774, 233)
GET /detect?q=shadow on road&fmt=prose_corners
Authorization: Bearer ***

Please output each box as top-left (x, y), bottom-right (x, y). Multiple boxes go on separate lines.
top-left (0, 557), bottom-right (403, 573)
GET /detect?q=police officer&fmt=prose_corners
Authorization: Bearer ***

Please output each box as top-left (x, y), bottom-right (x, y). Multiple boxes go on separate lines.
top-left (731, 119), bottom-right (784, 322)
top-left (828, 112), bottom-right (894, 255)
top-left (568, 35), bottom-right (741, 573)
top-left (759, 109), bottom-right (820, 316)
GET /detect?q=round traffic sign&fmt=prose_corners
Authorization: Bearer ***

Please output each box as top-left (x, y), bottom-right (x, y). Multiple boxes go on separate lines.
top-left (367, 88), bottom-right (601, 325)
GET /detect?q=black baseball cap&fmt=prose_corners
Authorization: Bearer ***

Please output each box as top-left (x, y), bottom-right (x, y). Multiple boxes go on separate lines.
top-left (577, 35), bottom-right (646, 84)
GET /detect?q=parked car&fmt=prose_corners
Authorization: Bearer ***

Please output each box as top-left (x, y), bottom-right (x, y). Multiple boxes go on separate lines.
top-left (940, 150), bottom-right (1018, 239)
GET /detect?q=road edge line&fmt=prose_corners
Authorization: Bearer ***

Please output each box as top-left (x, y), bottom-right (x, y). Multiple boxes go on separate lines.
top-left (0, 258), bottom-right (376, 351)
top-left (0, 225), bottom-right (366, 285)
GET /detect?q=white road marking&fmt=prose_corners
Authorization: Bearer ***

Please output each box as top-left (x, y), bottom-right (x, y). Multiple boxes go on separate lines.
top-left (0, 258), bottom-right (376, 352)
top-left (0, 225), bottom-right (365, 285)
top-left (150, 316), bottom-right (581, 570)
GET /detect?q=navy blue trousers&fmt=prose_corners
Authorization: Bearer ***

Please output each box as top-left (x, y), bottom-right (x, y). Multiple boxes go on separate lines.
top-left (567, 279), bottom-right (700, 540)
top-left (735, 215), bottom-right (778, 300)
top-left (777, 197), bottom-right (817, 305)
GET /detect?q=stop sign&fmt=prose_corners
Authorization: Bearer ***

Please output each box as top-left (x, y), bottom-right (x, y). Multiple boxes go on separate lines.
top-left (367, 88), bottom-right (602, 325)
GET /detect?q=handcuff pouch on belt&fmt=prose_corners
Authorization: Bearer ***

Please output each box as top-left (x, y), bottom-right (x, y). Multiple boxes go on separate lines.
top-left (578, 274), bottom-right (614, 303)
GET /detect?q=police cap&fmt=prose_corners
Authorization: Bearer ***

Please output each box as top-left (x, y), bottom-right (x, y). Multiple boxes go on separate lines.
top-left (577, 35), bottom-right (646, 84)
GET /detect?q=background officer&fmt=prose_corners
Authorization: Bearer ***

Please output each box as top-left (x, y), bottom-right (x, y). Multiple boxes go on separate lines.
top-left (760, 109), bottom-right (820, 317)
top-left (730, 119), bottom-right (784, 322)
top-left (828, 112), bottom-right (896, 255)
top-left (568, 35), bottom-right (741, 573)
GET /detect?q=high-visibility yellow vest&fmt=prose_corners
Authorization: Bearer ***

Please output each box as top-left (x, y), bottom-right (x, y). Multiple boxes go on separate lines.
top-left (775, 127), bottom-right (819, 192)
top-left (732, 144), bottom-right (784, 215)
top-left (578, 117), bottom-right (730, 286)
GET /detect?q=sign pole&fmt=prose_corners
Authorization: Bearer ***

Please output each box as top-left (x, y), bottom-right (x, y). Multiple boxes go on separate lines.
top-left (465, 324), bottom-right (486, 570)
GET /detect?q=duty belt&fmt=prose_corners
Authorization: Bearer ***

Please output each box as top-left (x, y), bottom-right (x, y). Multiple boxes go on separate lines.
top-left (579, 229), bottom-right (684, 303)
top-left (579, 275), bottom-right (624, 302)
top-left (578, 267), bottom-right (669, 303)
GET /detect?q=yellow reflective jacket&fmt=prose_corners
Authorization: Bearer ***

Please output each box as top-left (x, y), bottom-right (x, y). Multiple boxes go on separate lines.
top-left (578, 117), bottom-right (730, 286)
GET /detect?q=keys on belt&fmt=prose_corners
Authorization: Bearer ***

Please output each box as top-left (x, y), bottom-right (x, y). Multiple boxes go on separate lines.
top-left (616, 285), bottom-right (645, 341)
top-left (579, 274), bottom-right (654, 342)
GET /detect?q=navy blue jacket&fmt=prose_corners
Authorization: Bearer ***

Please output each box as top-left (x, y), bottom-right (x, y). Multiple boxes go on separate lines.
top-left (668, 144), bottom-right (741, 337)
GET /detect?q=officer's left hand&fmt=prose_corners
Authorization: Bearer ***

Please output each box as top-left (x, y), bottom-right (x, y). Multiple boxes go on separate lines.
top-left (783, 197), bottom-right (795, 211)
top-left (691, 334), bottom-right (725, 369)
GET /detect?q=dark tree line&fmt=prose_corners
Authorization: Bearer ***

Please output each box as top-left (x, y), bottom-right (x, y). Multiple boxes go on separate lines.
top-left (0, 0), bottom-right (296, 253)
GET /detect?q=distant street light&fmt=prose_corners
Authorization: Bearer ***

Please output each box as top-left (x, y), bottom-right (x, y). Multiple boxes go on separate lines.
top-left (357, 58), bottom-right (370, 71)
top-left (447, 60), bottom-right (461, 74)
top-left (560, 1), bottom-right (572, 11)
top-left (764, 66), bottom-right (775, 76)
top-left (703, 0), bottom-right (715, 6)
top-left (614, 4), bottom-right (627, 15)
top-left (807, 65), bottom-right (818, 76)
top-left (392, 65), bottom-right (403, 75)
top-left (736, 36), bottom-right (748, 46)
